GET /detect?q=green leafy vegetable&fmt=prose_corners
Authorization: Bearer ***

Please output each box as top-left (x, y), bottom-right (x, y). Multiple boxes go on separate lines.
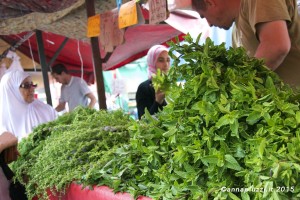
top-left (12, 34), bottom-right (300, 200)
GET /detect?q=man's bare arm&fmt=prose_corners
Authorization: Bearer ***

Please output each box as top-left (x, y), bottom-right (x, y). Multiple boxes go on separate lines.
top-left (255, 20), bottom-right (291, 70)
top-left (55, 102), bottom-right (66, 112)
top-left (86, 92), bottom-right (97, 109)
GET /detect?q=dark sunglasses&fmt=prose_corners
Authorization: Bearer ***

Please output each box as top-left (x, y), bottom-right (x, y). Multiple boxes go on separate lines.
top-left (20, 82), bottom-right (38, 89)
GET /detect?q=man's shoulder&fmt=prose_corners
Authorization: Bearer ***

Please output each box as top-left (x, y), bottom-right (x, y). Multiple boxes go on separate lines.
top-left (71, 76), bottom-right (82, 82)
top-left (70, 76), bottom-right (88, 85)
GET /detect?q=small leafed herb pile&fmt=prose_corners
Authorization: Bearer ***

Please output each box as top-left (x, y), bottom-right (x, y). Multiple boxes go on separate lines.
top-left (12, 108), bottom-right (132, 199)
top-left (13, 34), bottom-right (300, 200)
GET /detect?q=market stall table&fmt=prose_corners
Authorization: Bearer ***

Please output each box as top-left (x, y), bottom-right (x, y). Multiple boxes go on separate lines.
top-left (33, 182), bottom-right (152, 200)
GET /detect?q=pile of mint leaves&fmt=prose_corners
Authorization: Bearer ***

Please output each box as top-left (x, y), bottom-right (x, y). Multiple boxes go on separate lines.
top-left (12, 34), bottom-right (300, 200)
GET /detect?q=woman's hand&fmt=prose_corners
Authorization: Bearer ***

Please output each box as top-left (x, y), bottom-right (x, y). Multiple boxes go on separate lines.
top-left (0, 131), bottom-right (18, 153)
top-left (0, 132), bottom-right (19, 164)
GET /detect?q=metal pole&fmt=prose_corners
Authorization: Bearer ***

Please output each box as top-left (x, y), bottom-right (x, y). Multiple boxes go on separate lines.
top-left (47, 37), bottom-right (69, 69)
top-left (0, 31), bottom-right (35, 61)
top-left (85, 0), bottom-right (107, 110)
top-left (36, 30), bottom-right (53, 106)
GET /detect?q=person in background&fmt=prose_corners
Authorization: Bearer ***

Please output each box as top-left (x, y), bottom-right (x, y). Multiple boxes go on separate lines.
top-left (136, 45), bottom-right (170, 120)
top-left (51, 63), bottom-right (97, 112)
top-left (0, 70), bottom-right (57, 200)
top-left (191, 0), bottom-right (300, 88)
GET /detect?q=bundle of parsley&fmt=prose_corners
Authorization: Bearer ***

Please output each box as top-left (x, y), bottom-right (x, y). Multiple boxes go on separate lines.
top-left (12, 34), bottom-right (300, 200)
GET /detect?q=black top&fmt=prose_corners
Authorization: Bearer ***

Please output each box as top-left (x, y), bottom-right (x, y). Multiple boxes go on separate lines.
top-left (136, 79), bottom-right (167, 120)
top-left (0, 152), bottom-right (14, 180)
top-left (0, 151), bottom-right (28, 200)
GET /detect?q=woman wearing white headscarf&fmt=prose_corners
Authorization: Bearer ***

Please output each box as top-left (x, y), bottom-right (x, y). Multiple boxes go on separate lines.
top-left (0, 70), bottom-right (57, 200)
top-left (135, 45), bottom-right (170, 120)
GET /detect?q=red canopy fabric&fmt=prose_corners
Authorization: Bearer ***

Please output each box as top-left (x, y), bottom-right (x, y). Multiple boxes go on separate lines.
top-left (0, 24), bottom-right (185, 83)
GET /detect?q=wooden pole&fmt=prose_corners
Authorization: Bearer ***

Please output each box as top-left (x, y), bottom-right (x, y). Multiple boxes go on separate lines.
top-left (85, 0), bottom-right (107, 110)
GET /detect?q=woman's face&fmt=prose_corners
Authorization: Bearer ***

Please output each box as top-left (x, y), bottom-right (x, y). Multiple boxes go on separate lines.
top-left (156, 51), bottom-right (170, 74)
top-left (19, 77), bottom-right (36, 103)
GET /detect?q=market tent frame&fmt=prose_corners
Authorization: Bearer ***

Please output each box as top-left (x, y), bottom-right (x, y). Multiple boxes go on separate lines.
top-left (0, 0), bottom-right (209, 109)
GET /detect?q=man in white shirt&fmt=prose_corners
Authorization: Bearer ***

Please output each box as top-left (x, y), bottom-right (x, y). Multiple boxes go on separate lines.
top-left (51, 63), bottom-right (97, 112)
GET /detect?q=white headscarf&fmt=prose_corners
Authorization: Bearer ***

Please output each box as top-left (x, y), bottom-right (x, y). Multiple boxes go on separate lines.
top-left (147, 45), bottom-right (169, 78)
top-left (0, 70), bottom-right (57, 141)
top-left (0, 63), bottom-right (7, 81)
top-left (6, 51), bottom-right (23, 72)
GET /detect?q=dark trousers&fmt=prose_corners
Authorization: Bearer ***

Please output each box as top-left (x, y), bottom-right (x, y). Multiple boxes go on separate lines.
top-left (0, 152), bottom-right (27, 200)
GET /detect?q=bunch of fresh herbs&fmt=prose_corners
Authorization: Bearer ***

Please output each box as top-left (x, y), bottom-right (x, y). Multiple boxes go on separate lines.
top-left (12, 34), bottom-right (300, 200)
top-left (12, 107), bottom-right (132, 199)
top-left (107, 34), bottom-right (300, 199)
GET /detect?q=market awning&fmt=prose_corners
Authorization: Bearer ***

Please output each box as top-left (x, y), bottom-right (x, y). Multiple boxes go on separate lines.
top-left (0, 8), bottom-right (209, 83)
top-left (0, 24), bottom-right (185, 84)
